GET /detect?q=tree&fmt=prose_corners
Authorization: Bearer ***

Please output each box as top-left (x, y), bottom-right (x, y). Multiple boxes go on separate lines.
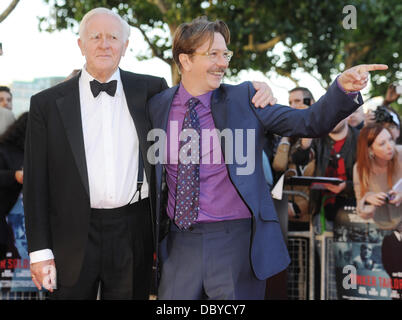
top-left (0, 0), bottom-right (20, 24)
top-left (38, 0), bottom-right (401, 102)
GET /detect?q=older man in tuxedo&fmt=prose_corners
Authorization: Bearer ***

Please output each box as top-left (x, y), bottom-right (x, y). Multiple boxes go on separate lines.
top-left (24, 7), bottom-right (168, 300)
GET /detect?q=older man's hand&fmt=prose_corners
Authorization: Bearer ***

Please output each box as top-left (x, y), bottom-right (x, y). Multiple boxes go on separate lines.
top-left (30, 259), bottom-right (57, 292)
top-left (338, 64), bottom-right (388, 92)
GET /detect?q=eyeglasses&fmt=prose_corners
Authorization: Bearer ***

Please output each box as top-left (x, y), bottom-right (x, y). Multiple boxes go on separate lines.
top-left (192, 50), bottom-right (234, 63)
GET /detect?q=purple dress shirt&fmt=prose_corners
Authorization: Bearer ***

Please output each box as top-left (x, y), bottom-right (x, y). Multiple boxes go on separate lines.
top-left (165, 83), bottom-right (251, 223)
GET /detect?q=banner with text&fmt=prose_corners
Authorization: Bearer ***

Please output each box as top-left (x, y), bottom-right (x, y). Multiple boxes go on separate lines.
top-left (334, 209), bottom-right (402, 300)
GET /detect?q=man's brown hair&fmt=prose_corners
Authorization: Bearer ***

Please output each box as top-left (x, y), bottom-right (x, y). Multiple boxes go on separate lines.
top-left (172, 16), bottom-right (230, 71)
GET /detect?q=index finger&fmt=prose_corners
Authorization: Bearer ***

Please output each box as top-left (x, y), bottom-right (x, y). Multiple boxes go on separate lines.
top-left (359, 64), bottom-right (388, 72)
top-left (32, 277), bottom-right (42, 290)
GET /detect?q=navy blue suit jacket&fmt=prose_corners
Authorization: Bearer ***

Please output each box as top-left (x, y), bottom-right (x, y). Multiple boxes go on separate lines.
top-left (146, 80), bottom-right (362, 280)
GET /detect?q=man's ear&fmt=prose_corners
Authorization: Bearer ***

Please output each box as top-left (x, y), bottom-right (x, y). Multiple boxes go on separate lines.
top-left (77, 38), bottom-right (85, 56)
top-left (122, 39), bottom-right (129, 56)
top-left (179, 53), bottom-right (192, 72)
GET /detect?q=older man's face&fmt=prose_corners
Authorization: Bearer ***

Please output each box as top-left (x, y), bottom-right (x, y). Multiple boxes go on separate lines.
top-left (0, 91), bottom-right (12, 110)
top-left (78, 13), bottom-right (128, 81)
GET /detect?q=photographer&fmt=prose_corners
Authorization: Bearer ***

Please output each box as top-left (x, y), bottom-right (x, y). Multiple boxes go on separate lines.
top-left (365, 83), bottom-right (401, 144)
top-left (292, 117), bottom-right (360, 228)
top-left (373, 106), bottom-right (401, 145)
top-left (272, 87), bottom-right (315, 231)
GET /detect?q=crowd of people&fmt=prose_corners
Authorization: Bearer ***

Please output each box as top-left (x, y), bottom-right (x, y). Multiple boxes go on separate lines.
top-left (265, 83), bottom-right (401, 299)
top-left (0, 86), bottom-right (27, 263)
top-left (0, 7), bottom-right (400, 301)
top-left (271, 84), bottom-right (401, 232)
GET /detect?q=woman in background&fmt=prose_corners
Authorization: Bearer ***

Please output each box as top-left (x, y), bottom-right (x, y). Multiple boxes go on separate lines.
top-left (353, 124), bottom-right (402, 227)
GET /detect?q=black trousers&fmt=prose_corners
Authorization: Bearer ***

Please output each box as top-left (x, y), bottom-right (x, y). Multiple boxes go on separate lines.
top-left (49, 198), bottom-right (153, 300)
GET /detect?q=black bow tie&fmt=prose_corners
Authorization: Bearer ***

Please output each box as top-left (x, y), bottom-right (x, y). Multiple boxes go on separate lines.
top-left (90, 79), bottom-right (117, 97)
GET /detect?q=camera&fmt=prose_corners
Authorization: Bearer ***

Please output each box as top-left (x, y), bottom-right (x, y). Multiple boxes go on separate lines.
top-left (374, 106), bottom-right (395, 124)
top-left (303, 98), bottom-right (312, 106)
top-left (385, 193), bottom-right (395, 203)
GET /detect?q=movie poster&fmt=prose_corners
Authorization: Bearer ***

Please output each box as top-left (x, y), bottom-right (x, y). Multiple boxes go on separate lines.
top-left (334, 209), bottom-right (402, 300)
top-left (0, 193), bottom-right (37, 292)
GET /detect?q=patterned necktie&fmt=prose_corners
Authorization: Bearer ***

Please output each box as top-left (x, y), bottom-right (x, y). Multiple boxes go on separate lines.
top-left (174, 98), bottom-right (201, 229)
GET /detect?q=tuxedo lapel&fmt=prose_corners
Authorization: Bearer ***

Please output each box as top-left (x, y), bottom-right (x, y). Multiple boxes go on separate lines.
top-left (120, 70), bottom-right (146, 131)
top-left (56, 75), bottom-right (90, 196)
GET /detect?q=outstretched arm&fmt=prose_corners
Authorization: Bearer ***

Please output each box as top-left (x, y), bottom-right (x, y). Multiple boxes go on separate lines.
top-left (251, 64), bottom-right (388, 137)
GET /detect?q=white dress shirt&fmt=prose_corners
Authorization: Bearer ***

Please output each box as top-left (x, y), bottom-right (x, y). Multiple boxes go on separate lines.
top-left (29, 66), bottom-right (148, 263)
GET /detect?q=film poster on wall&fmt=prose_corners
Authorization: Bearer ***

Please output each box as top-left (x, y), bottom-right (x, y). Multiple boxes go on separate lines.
top-left (0, 193), bottom-right (38, 292)
top-left (334, 209), bottom-right (402, 300)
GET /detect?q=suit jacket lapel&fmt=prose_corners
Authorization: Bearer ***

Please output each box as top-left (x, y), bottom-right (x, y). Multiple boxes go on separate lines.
top-left (56, 74), bottom-right (90, 196)
top-left (210, 86), bottom-right (228, 158)
top-left (160, 85), bottom-right (179, 131)
top-left (154, 86), bottom-right (178, 191)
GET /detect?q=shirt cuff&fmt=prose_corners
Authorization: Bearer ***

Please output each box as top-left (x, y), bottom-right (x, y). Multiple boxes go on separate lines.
top-left (29, 249), bottom-right (54, 264)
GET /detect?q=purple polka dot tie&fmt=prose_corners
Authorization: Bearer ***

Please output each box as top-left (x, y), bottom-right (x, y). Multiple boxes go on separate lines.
top-left (174, 98), bottom-right (201, 230)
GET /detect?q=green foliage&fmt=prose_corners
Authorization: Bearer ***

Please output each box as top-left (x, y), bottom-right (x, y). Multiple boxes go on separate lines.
top-left (39, 0), bottom-right (401, 100)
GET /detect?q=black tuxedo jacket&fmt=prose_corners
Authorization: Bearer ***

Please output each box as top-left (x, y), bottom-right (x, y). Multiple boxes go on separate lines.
top-left (23, 69), bottom-right (168, 286)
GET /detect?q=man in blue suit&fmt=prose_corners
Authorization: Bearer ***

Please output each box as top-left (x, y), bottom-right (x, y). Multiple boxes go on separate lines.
top-left (146, 16), bottom-right (387, 300)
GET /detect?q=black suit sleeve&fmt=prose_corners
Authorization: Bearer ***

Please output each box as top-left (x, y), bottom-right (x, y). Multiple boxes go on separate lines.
top-left (23, 94), bottom-right (52, 253)
top-left (160, 78), bottom-right (169, 92)
top-left (153, 77), bottom-right (168, 98)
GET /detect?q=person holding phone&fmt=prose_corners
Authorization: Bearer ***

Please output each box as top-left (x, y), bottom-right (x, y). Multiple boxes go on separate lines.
top-left (353, 124), bottom-right (402, 228)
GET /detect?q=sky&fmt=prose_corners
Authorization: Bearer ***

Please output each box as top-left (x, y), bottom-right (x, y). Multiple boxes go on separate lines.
top-left (0, 0), bottom-right (377, 106)
top-left (0, 0), bottom-right (171, 83)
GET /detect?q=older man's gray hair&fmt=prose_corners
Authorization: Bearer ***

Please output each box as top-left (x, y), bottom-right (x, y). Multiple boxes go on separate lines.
top-left (79, 7), bottom-right (131, 42)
